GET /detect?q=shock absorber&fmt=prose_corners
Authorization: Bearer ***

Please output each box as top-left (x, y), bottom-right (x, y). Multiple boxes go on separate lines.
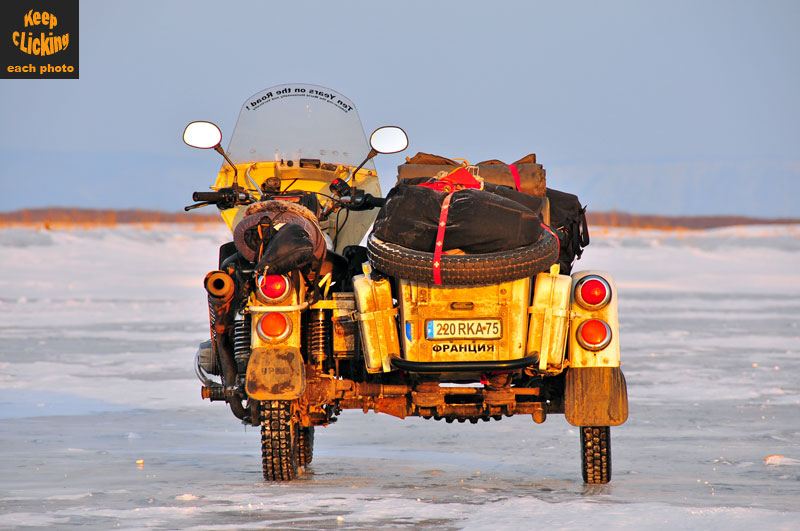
top-left (307, 309), bottom-right (331, 366)
top-left (232, 314), bottom-right (252, 375)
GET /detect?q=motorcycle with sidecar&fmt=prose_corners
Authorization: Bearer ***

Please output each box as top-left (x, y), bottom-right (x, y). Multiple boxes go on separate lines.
top-left (183, 83), bottom-right (628, 484)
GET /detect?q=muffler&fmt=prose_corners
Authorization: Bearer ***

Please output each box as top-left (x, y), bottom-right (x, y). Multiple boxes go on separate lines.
top-left (205, 270), bottom-right (235, 301)
top-left (203, 269), bottom-right (248, 421)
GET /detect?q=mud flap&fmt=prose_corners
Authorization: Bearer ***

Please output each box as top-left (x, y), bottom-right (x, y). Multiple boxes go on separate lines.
top-left (564, 367), bottom-right (628, 426)
top-left (246, 347), bottom-right (306, 400)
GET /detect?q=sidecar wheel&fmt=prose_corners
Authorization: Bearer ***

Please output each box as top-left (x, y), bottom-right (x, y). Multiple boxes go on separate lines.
top-left (260, 400), bottom-right (299, 481)
top-left (580, 426), bottom-right (611, 484)
top-left (366, 230), bottom-right (558, 285)
top-left (299, 426), bottom-right (315, 466)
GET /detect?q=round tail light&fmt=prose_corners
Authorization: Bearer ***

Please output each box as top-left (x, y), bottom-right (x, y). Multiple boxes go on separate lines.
top-left (257, 274), bottom-right (291, 303)
top-left (256, 312), bottom-right (292, 342)
top-left (575, 275), bottom-right (612, 310)
top-left (576, 319), bottom-right (612, 351)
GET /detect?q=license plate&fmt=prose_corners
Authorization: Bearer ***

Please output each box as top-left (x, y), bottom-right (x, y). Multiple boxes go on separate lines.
top-left (425, 319), bottom-right (502, 340)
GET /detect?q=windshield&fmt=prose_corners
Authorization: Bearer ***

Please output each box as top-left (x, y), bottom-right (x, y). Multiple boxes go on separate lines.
top-left (225, 83), bottom-right (374, 171)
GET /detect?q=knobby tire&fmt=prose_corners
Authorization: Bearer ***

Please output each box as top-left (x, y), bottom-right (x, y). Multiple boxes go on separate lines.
top-left (261, 400), bottom-right (299, 481)
top-left (581, 426), bottom-right (611, 484)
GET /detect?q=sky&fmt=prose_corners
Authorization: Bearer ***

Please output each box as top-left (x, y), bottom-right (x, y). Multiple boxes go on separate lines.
top-left (1, 0), bottom-right (799, 216)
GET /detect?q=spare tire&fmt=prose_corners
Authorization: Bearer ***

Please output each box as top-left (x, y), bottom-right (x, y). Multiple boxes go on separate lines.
top-left (366, 230), bottom-right (558, 285)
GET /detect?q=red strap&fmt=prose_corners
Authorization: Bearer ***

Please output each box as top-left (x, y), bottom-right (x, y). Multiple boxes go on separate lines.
top-left (433, 193), bottom-right (454, 285)
top-left (541, 222), bottom-right (560, 256)
top-left (417, 167), bottom-right (482, 193)
top-left (508, 164), bottom-right (521, 192)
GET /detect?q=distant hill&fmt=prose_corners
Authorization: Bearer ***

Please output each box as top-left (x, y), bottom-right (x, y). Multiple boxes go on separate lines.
top-left (0, 207), bottom-right (798, 230)
top-left (0, 208), bottom-right (220, 228)
top-left (585, 211), bottom-right (800, 230)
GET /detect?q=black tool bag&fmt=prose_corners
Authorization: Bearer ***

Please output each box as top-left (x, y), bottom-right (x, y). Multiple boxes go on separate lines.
top-left (372, 179), bottom-right (544, 254)
top-left (255, 223), bottom-right (315, 275)
top-left (546, 188), bottom-right (590, 274)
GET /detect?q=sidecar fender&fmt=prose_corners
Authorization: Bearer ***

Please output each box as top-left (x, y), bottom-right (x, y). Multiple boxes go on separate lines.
top-left (564, 366), bottom-right (628, 426)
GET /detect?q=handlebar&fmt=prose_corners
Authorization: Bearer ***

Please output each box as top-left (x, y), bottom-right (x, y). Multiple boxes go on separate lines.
top-left (186, 186), bottom-right (384, 214)
top-left (361, 194), bottom-right (386, 209)
top-left (192, 189), bottom-right (251, 204)
top-left (192, 191), bottom-right (225, 202)
top-left (185, 187), bottom-right (253, 211)
top-left (339, 190), bottom-right (385, 211)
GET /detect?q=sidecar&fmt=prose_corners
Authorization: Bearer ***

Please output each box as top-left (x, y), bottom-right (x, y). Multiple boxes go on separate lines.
top-left (186, 84), bottom-right (627, 485)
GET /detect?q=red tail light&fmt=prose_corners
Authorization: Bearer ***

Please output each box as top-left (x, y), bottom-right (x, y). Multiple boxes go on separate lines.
top-left (256, 312), bottom-right (292, 342)
top-left (257, 274), bottom-right (291, 302)
top-left (576, 319), bottom-right (612, 351)
top-left (575, 276), bottom-right (611, 310)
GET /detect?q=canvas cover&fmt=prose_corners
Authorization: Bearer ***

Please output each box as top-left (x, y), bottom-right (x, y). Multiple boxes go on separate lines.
top-left (372, 179), bottom-right (544, 254)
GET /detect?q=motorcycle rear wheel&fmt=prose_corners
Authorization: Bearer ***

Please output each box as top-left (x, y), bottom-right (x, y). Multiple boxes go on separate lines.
top-left (260, 400), bottom-right (299, 481)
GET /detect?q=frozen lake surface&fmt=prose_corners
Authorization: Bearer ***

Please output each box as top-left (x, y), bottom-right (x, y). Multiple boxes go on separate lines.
top-left (1, 224), bottom-right (799, 529)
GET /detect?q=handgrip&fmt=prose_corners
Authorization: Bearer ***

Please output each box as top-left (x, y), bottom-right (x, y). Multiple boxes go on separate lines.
top-left (192, 191), bottom-right (223, 202)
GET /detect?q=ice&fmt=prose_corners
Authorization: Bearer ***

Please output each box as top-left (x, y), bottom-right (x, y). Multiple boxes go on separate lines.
top-left (1, 224), bottom-right (799, 528)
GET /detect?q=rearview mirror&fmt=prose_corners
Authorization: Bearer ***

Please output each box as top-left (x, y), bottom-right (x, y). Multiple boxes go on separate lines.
top-left (183, 121), bottom-right (222, 149)
top-left (369, 126), bottom-right (408, 154)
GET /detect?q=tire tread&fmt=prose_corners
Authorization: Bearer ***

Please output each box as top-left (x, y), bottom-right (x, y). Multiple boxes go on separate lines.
top-left (261, 400), bottom-right (299, 481)
top-left (581, 426), bottom-right (611, 484)
top-left (366, 231), bottom-right (559, 285)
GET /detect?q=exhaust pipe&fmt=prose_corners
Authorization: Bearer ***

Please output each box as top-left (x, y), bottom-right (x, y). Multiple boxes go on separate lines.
top-left (203, 270), bottom-right (248, 422)
top-left (205, 270), bottom-right (235, 337)
top-left (205, 270), bottom-right (235, 301)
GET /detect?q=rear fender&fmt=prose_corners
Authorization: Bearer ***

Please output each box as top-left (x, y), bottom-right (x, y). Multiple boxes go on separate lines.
top-left (245, 346), bottom-right (306, 400)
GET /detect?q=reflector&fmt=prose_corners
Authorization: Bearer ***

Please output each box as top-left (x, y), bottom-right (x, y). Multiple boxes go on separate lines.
top-left (577, 319), bottom-right (612, 351)
top-left (257, 312), bottom-right (292, 341)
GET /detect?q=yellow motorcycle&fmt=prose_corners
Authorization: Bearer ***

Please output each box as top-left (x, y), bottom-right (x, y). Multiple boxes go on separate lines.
top-left (183, 83), bottom-right (627, 483)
